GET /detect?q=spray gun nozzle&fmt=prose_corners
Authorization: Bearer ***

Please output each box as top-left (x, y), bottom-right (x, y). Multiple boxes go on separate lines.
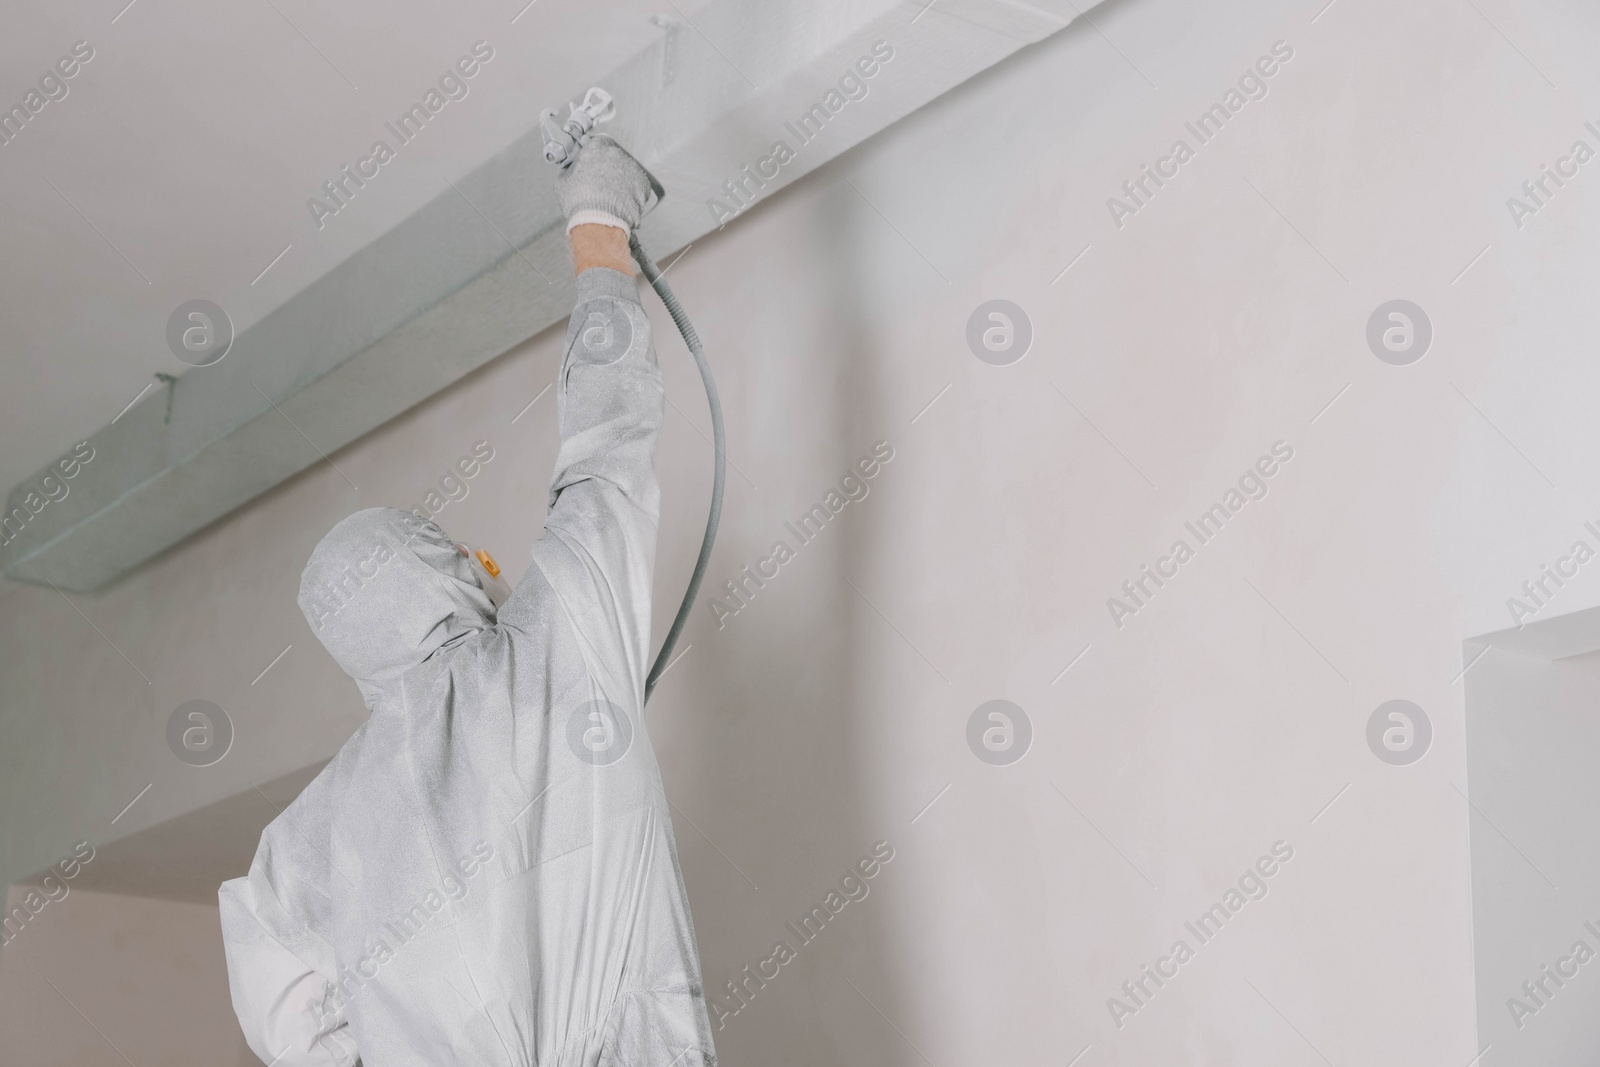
top-left (540, 87), bottom-right (616, 168)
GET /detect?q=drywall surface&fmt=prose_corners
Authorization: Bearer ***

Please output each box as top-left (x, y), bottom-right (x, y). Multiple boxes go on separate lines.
top-left (8, 762), bottom-right (327, 905)
top-left (0, 0), bottom-right (1096, 592)
top-left (3, 0), bottom-right (1600, 1062)
top-left (0, 0), bottom-right (715, 498)
top-left (0, 886), bottom-right (251, 1066)
top-left (1465, 645), bottom-right (1600, 1064)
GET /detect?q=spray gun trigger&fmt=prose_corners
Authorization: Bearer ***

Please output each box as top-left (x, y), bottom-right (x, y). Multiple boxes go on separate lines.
top-left (540, 107), bottom-right (574, 165)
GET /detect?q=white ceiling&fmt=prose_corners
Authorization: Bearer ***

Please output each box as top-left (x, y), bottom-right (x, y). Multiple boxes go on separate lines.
top-left (0, 0), bottom-right (712, 494)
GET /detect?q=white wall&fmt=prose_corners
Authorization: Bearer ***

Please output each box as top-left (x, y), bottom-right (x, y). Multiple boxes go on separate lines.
top-left (1466, 644), bottom-right (1600, 1064)
top-left (4, 0), bottom-right (1600, 1062)
top-left (0, 885), bottom-right (252, 1065)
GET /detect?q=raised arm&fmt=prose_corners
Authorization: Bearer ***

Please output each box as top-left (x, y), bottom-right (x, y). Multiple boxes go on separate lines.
top-left (514, 138), bottom-right (666, 707)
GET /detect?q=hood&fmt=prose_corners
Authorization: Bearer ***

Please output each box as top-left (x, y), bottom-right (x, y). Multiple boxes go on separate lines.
top-left (297, 507), bottom-right (495, 703)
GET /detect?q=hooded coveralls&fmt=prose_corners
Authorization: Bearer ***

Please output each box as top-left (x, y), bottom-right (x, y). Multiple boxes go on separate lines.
top-left (219, 267), bottom-right (717, 1067)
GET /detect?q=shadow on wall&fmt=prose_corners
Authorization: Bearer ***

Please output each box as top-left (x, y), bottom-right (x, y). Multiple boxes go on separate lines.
top-left (0, 884), bottom-right (253, 1065)
top-left (655, 162), bottom-right (909, 1061)
top-left (0, 762), bottom-right (322, 1065)
top-left (659, 1), bottom-right (1131, 1048)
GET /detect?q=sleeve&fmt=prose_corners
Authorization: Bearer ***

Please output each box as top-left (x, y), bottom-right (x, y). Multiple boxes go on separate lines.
top-left (219, 878), bottom-right (359, 1067)
top-left (520, 266), bottom-right (664, 705)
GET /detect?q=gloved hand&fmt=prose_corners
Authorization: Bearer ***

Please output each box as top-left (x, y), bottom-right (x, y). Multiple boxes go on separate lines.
top-left (555, 135), bottom-right (665, 234)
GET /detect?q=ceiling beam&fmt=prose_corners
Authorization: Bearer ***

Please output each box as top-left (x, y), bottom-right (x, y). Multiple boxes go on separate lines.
top-left (1, 0), bottom-right (1095, 591)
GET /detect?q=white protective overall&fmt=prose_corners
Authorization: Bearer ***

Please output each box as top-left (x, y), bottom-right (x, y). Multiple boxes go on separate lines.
top-left (219, 266), bottom-right (717, 1067)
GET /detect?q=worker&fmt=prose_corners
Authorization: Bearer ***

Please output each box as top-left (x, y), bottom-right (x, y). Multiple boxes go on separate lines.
top-left (218, 134), bottom-right (717, 1066)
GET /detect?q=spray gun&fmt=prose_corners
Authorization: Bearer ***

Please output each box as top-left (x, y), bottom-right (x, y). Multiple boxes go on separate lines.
top-left (540, 88), bottom-right (725, 705)
top-left (540, 87), bottom-right (616, 168)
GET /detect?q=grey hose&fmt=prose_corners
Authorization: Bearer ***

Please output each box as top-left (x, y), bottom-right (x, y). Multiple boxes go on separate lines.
top-left (630, 232), bottom-right (725, 704)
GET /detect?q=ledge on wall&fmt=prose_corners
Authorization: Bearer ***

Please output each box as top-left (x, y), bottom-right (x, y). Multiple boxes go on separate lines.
top-left (1467, 604), bottom-right (1600, 661)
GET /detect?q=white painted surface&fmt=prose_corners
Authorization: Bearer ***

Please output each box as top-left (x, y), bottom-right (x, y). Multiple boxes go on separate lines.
top-left (1465, 645), bottom-right (1600, 1065)
top-left (1473, 604), bottom-right (1600, 660)
top-left (0, 885), bottom-right (251, 1066)
top-left (3, 0), bottom-right (1600, 1062)
top-left (0, 0), bottom-right (1095, 591)
top-left (0, 0), bottom-right (714, 497)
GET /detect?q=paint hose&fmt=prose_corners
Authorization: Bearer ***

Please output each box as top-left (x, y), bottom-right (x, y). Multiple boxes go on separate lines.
top-left (630, 232), bottom-right (725, 704)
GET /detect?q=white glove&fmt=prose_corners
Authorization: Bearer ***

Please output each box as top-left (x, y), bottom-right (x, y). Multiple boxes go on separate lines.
top-left (555, 135), bottom-right (664, 234)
